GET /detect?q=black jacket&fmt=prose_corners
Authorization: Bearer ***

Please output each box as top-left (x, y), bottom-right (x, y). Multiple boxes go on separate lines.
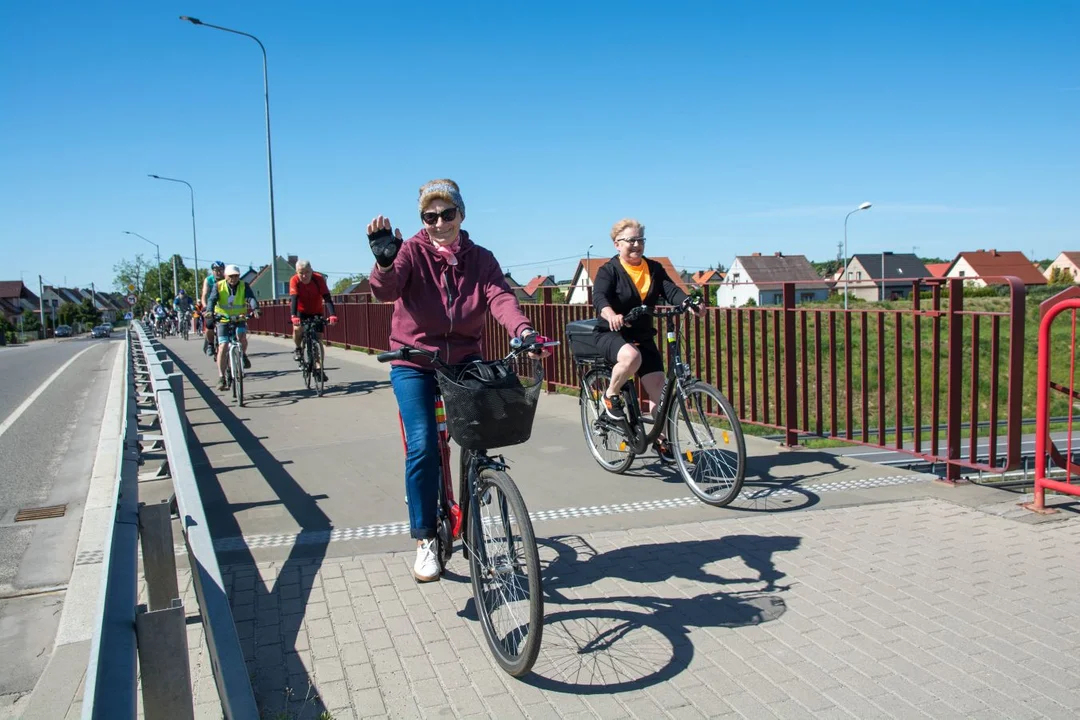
top-left (592, 256), bottom-right (688, 338)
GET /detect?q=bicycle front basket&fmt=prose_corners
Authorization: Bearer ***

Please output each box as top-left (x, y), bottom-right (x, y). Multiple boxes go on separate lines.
top-left (436, 357), bottom-right (544, 451)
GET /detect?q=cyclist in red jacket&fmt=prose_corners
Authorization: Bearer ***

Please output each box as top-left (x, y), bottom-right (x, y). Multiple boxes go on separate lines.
top-left (289, 259), bottom-right (338, 382)
top-left (367, 178), bottom-right (539, 582)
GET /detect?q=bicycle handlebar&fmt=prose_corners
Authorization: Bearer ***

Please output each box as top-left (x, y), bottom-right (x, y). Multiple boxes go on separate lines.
top-left (376, 336), bottom-right (560, 368)
top-left (622, 294), bottom-right (703, 324)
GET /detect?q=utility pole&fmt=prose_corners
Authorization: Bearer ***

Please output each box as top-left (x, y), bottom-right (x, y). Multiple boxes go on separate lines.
top-left (172, 256), bottom-right (179, 296)
top-left (38, 275), bottom-right (46, 339)
top-left (91, 282), bottom-right (97, 319)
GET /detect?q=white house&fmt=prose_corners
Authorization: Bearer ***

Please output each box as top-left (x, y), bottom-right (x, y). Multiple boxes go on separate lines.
top-left (840, 253), bottom-right (932, 302)
top-left (717, 253), bottom-right (831, 307)
top-left (945, 250), bottom-right (1047, 288)
top-left (1043, 252), bottom-right (1080, 283)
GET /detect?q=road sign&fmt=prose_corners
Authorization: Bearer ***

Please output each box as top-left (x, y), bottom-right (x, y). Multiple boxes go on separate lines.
top-left (126, 294), bottom-right (137, 306)
top-left (127, 283), bottom-right (136, 293)
top-left (124, 312), bottom-right (133, 320)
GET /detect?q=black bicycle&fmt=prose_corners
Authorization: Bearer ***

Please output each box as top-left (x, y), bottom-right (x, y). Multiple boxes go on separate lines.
top-left (567, 296), bottom-right (747, 507)
top-left (377, 335), bottom-right (558, 677)
top-left (299, 316), bottom-right (327, 396)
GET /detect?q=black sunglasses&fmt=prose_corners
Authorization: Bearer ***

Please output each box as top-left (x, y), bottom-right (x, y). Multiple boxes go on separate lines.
top-left (421, 207), bottom-right (459, 225)
top-left (618, 236), bottom-right (646, 245)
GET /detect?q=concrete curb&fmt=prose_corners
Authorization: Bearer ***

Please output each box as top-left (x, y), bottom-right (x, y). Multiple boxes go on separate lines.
top-left (21, 343), bottom-right (127, 720)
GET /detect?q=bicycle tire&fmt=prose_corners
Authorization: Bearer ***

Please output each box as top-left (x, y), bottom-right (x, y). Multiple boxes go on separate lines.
top-left (314, 340), bottom-right (325, 397)
top-left (578, 367), bottom-right (635, 473)
top-left (302, 337), bottom-right (313, 390)
top-left (233, 344), bottom-right (244, 408)
top-left (468, 468), bottom-right (543, 677)
top-left (669, 382), bottom-right (746, 507)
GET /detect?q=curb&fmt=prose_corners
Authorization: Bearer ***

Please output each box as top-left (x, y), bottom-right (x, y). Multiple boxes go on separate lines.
top-left (21, 343), bottom-right (127, 720)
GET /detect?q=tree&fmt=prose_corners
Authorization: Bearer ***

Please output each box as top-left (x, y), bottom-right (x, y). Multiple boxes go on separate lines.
top-left (1048, 266), bottom-right (1076, 286)
top-left (21, 309), bottom-right (41, 332)
top-left (113, 254), bottom-right (152, 295)
top-left (331, 274), bottom-right (367, 295)
top-left (58, 301), bottom-right (80, 327)
top-left (77, 298), bottom-right (102, 326)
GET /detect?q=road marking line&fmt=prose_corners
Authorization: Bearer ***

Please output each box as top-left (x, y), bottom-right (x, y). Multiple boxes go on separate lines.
top-left (0, 345), bottom-right (96, 440)
top-left (189, 473), bottom-right (935, 555)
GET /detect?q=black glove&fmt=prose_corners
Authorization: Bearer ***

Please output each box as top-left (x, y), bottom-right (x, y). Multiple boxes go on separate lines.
top-left (368, 228), bottom-right (402, 268)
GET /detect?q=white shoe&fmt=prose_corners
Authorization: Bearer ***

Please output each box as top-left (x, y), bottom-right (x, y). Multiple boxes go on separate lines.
top-left (413, 539), bottom-right (440, 582)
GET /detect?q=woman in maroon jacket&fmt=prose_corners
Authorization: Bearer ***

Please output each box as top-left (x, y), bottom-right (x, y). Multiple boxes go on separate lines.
top-left (367, 179), bottom-right (538, 582)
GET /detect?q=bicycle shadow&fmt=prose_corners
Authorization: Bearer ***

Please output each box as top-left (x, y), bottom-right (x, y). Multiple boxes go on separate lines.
top-left (169, 351), bottom-right (332, 718)
top-left (522, 533), bottom-right (799, 693)
top-left (242, 380), bottom-right (391, 408)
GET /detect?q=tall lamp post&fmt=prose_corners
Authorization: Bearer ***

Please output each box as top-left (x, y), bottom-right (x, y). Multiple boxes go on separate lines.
top-left (124, 231), bottom-right (163, 303)
top-left (179, 15), bottom-right (280, 299)
top-left (149, 174), bottom-right (200, 298)
top-left (843, 202), bottom-right (872, 310)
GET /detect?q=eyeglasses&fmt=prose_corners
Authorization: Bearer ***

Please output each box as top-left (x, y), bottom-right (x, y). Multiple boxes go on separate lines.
top-left (421, 207), bottom-right (459, 225)
top-left (618, 236), bottom-right (646, 245)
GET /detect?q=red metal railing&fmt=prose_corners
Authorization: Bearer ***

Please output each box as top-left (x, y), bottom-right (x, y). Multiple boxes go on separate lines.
top-left (1026, 295), bottom-right (1080, 511)
top-left (247, 278), bottom-right (1030, 480)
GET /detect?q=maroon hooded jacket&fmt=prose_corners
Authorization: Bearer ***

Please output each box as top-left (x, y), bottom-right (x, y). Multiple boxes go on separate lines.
top-left (369, 229), bottom-right (533, 370)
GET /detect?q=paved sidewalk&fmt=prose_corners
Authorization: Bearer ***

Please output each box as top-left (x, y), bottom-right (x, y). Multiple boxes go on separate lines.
top-left (196, 496), bottom-right (1080, 720)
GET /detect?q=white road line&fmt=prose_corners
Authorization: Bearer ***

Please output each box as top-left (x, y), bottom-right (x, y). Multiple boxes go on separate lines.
top-left (0, 345), bottom-right (97, 440)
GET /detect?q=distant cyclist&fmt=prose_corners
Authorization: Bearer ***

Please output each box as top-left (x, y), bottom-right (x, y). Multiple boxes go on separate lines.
top-left (151, 298), bottom-right (167, 334)
top-left (289, 259), bottom-right (338, 381)
top-left (206, 264), bottom-right (260, 391)
top-left (592, 218), bottom-right (698, 462)
top-left (201, 261), bottom-right (226, 356)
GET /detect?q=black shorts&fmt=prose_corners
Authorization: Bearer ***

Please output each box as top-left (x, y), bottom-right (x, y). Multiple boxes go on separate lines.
top-left (594, 332), bottom-right (665, 377)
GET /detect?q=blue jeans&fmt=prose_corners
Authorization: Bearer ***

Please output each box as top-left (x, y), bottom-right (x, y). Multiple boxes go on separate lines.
top-left (390, 365), bottom-right (440, 539)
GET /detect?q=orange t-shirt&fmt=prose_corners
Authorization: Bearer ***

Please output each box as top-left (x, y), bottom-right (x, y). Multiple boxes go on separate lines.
top-left (620, 259), bottom-right (651, 301)
top-left (290, 272), bottom-right (330, 315)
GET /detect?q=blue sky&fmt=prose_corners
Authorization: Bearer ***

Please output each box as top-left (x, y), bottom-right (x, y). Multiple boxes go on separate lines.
top-left (1, 0), bottom-right (1077, 293)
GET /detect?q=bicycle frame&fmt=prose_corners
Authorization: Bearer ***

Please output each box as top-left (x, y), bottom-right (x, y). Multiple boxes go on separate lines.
top-left (580, 308), bottom-right (696, 455)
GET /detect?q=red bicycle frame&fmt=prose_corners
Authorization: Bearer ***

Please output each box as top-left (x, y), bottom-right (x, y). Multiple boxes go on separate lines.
top-left (396, 393), bottom-right (463, 538)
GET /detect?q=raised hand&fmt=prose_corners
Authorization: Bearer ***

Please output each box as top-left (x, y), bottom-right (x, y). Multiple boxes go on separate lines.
top-left (367, 215), bottom-right (404, 268)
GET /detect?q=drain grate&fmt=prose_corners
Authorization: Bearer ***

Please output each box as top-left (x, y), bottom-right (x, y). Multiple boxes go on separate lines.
top-left (15, 504), bottom-right (67, 522)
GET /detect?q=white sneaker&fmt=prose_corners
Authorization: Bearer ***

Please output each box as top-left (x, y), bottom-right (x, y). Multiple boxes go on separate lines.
top-left (413, 539), bottom-right (440, 582)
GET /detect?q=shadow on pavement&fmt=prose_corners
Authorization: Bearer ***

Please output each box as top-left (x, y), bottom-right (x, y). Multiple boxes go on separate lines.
top-left (171, 352), bottom-right (331, 718)
top-left (520, 533), bottom-right (799, 693)
top-left (242, 379), bottom-right (391, 408)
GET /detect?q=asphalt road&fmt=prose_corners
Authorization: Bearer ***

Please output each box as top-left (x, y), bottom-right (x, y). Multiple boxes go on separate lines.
top-left (0, 335), bottom-right (120, 701)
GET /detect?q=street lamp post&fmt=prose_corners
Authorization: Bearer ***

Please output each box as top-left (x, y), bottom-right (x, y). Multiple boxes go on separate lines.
top-left (124, 231), bottom-right (163, 303)
top-left (149, 174), bottom-right (200, 298)
top-left (843, 202), bottom-right (872, 310)
top-left (180, 15), bottom-right (280, 299)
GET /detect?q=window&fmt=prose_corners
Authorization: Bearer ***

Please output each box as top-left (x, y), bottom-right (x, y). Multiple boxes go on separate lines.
top-left (801, 293), bottom-right (815, 303)
top-left (856, 271), bottom-right (863, 281)
top-left (958, 271), bottom-right (965, 278)
top-left (772, 293), bottom-right (782, 304)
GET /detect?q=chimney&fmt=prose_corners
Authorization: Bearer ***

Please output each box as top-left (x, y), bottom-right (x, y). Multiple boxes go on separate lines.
top-left (752, 252), bottom-right (761, 257)
top-left (774, 252), bottom-right (783, 257)
top-left (287, 254), bottom-right (298, 265)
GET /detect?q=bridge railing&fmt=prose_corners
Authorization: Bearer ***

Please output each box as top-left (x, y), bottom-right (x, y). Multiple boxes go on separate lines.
top-left (1026, 293), bottom-right (1080, 512)
top-left (248, 277), bottom-right (1032, 481)
top-left (82, 322), bottom-right (258, 719)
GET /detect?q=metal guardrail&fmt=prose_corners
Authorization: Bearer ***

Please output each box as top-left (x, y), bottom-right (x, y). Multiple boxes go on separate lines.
top-left (82, 322), bottom-right (258, 719)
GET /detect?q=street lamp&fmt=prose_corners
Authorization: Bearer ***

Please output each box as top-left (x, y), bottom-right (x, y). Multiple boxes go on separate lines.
top-left (179, 15), bottom-right (280, 299)
top-left (843, 202), bottom-right (872, 310)
top-left (149, 174), bottom-right (200, 299)
top-left (124, 231), bottom-right (163, 303)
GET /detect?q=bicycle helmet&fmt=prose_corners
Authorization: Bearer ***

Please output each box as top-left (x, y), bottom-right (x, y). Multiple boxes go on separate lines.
top-left (211, 260), bottom-right (225, 269)
top-left (178, 289), bottom-right (186, 295)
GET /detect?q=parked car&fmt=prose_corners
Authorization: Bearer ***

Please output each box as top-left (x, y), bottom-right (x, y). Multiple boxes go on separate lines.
top-left (55, 325), bottom-right (72, 338)
top-left (90, 325), bottom-right (109, 339)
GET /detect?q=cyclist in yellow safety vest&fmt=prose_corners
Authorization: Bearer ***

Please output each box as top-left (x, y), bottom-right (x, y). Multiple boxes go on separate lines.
top-left (205, 264), bottom-right (261, 391)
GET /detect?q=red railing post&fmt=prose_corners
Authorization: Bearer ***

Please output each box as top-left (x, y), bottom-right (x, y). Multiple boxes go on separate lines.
top-left (783, 283), bottom-right (798, 446)
top-left (945, 277), bottom-right (964, 482)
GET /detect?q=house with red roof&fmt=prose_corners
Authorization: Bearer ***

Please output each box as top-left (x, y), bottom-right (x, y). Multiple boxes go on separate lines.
top-left (925, 262), bottom-right (951, 278)
top-left (565, 257), bottom-right (690, 305)
top-left (945, 250), bottom-right (1047, 287)
top-left (1043, 252), bottom-right (1080, 283)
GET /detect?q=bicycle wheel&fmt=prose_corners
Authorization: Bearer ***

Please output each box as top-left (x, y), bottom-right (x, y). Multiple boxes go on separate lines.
top-left (302, 337), bottom-right (313, 390)
top-left (668, 382), bottom-right (746, 507)
top-left (468, 468), bottom-right (543, 677)
top-left (232, 345), bottom-right (245, 408)
top-left (578, 367), bottom-right (635, 473)
top-left (314, 341), bottom-right (325, 397)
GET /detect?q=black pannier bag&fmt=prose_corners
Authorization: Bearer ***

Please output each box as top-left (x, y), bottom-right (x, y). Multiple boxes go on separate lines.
top-left (566, 318), bottom-right (606, 362)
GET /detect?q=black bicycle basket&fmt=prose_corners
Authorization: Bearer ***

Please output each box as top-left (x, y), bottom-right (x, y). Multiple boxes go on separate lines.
top-left (436, 357), bottom-right (544, 450)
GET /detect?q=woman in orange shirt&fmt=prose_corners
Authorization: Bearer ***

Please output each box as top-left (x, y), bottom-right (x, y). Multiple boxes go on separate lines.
top-left (591, 218), bottom-right (694, 461)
